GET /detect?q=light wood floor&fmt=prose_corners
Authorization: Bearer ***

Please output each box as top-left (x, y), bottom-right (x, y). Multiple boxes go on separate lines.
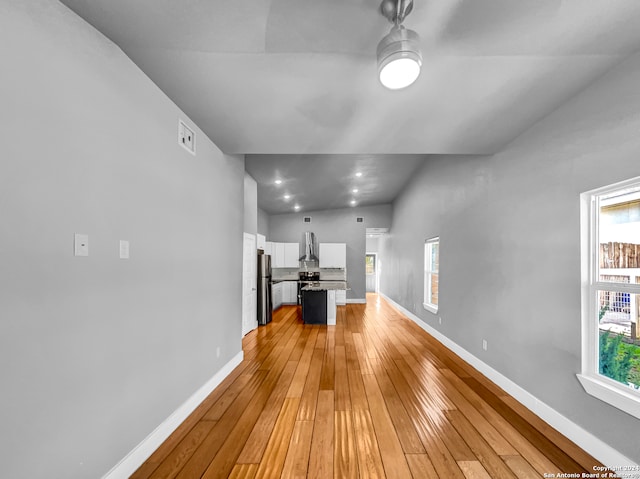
top-left (132, 294), bottom-right (602, 478)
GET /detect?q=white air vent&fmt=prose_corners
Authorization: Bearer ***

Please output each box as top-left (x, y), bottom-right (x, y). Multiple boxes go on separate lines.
top-left (178, 119), bottom-right (196, 155)
top-left (303, 217), bottom-right (312, 223)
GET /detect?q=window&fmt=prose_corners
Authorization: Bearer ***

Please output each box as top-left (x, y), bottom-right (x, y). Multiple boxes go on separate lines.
top-left (578, 177), bottom-right (640, 419)
top-left (365, 254), bottom-right (376, 275)
top-left (424, 237), bottom-right (439, 313)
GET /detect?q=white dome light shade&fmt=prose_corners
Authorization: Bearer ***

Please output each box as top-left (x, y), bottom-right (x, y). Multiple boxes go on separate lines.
top-left (377, 26), bottom-right (422, 90)
top-left (379, 56), bottom-right (421, 89)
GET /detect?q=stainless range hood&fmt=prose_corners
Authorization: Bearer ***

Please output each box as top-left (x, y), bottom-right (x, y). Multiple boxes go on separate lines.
top-left (299, 231), bottom-right (319, 262)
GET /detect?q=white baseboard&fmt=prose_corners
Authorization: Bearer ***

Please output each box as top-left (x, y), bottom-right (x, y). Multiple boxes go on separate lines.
top-left (346, 298), bottom-right (366, 304)
top-left (102, 351), bottom-right (244, 479)
top-left (379, 292), bottom-right (638, 470)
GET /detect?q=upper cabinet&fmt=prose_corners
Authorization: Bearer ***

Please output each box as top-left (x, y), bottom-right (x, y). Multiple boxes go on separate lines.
top-left (257, 234), bottom-right (266, 250)
top-left (284, 243), bottom-right (299, 268)
top-left (274, 242), bottom-right (285, 267)
top-left (268, 241), bottom-right (299, 268)
top-left (319, 243), bottom-right (346, 268)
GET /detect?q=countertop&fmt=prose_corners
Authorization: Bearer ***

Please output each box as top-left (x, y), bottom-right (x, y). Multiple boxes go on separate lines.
top-left (271, 278), bottom-right (297, 284)
top-left (301, 281), bottom-right (349, 291)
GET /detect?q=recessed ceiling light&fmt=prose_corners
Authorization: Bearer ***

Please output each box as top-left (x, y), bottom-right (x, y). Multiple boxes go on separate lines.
top-left (350, 200), bottom-right (357, 206)
top-left (355, 172), bottom-right (363, 177)
top-left (275, 179), bottom-right (282, 185)
top-left (284, 194), bottom-right (291, 200)
top-left (352, 188), bottom-right (359, 194)
top-left (294, 204), bottom-right (300, 211)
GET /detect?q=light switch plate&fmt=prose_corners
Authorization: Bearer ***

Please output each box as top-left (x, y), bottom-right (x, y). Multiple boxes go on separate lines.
top-left (119, 240), bottom-right (130, 259)
top-left (74, 234), bottom-right (89, 257)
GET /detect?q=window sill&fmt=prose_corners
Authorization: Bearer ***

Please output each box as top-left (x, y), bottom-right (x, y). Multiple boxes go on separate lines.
top-left (576, 373), bottom-right (640, 420)
top-left (423, 303), bottom-right (438, 314)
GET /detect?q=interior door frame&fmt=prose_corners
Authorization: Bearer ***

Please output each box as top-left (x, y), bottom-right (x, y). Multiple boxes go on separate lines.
top-left (365, 252), bottom-right (378, 293)
top-left (242, 232), bottom-right (258, 336)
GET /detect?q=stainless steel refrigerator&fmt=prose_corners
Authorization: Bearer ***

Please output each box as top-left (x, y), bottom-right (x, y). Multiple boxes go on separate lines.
top-left (257, 253), bottom-right (272, 325)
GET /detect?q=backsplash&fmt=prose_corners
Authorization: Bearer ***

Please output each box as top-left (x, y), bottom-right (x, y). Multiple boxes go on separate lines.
top-left (272, 266), bottom-right (346, 282)
top-left (272, 267), bottom-right (299, 281)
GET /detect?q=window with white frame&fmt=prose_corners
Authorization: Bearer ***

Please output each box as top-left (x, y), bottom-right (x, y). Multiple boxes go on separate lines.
top-left (424, 237), bottom-right (439, 313)
top-left (578, 177), bottom-right (640, 419)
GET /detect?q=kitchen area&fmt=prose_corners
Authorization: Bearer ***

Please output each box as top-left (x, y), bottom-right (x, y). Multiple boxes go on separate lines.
top-left (257, 231), bottom-right (348, 326)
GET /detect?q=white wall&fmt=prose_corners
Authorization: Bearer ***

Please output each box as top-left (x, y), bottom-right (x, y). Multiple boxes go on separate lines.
top-left (380, 53), bottom-right (640, 462)
top-left (0, 2), bottom-right (244, 477)
top-left (257, 208), bottom-right (270, 238)
top-left (244, 173), bottom-right (258, 235)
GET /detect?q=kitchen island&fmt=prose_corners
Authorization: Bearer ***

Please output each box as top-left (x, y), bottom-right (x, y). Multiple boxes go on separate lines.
top-left (300, 281), bottom-right (348, 325)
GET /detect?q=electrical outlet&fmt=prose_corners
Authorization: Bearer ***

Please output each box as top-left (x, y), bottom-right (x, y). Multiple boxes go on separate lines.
top-left (178, 119), bottom-right (196, 155)
top-left (216, 346), bottom-right (221, 358)
top-left (438, 317), bottom-right (442, 325)
top-left (482, 339), bottom-right (488, 351)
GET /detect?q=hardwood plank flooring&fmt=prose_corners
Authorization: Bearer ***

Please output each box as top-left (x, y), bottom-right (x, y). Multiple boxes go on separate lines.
top-left (133, 294), bottom-right (604, 478)
top-left (308, 390), bottom-right (334, 478)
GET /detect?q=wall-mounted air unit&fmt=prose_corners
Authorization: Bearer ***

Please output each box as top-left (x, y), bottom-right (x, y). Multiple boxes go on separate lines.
top-left (366, 227), bottom-right (389, 236)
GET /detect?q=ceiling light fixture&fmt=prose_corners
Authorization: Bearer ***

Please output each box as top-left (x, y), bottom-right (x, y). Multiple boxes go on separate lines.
top-left (352, 188), bottom-right (359, 194)
top-left (284, 194), bottom-right (291, 200)
top-left (294, 204), bottom-right (300, 211)
top-left (275, 179), bottom-right (282, 185)
top-left (350, 200), bottom-right (357, 206)
top-left (355, 172), bottom-right (363, 177)
top-left (377, 0), bottom-right (421, 90)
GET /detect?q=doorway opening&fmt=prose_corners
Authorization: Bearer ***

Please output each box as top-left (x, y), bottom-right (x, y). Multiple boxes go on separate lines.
top-left (366, 253), bottom-right (378, 293)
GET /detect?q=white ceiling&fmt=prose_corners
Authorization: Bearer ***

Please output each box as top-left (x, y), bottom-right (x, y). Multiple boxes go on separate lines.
top-left (59, 0), bottom-right (640, 213)
top-left (245, 154), bottom-right (429, 214)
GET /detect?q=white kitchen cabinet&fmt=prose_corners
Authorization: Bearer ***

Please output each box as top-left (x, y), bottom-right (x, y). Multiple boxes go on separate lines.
top-left (284, 242), bottom-right (300, 267)
top-left (272, 282), bottom-right (283, 310)
top-left (257, 234), bottom-right (266, 250)
top-left (319, 243), bottom-right (346, 268)
top-left (269, 242), bottom-right (298, 268)
top-left (274, 281), bottom-right (297, 307)
top-left (336, 289), bottom-right (346, 305)
top-left (264, 241), bottom-right (273, 256)
top-left (282, 281), bottom-right (298, 304)
top-left (273, 242), bottom-right (285, 267)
